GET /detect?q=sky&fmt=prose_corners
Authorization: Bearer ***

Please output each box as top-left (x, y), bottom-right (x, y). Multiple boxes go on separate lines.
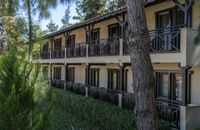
top-left (38, 3), bottom-right (78, 30)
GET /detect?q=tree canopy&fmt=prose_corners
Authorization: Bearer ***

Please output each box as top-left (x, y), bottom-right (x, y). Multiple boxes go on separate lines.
top-left (45, 20), bottom-right (58, 33)
top-left (73, 0), bottom-right (107, 21)
top-left (61, 6), bottom-right (71, 26)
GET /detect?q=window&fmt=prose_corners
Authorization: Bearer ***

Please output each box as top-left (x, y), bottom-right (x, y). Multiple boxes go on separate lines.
top-left (158, 73), bottom-right (169, 97)
top-left (86, 29), bottom-right (100, 44)
top-left (156, 7), bottom-right (185, 29)
top-left (42, 66), bottom-right (49, 79)
top-left (42, 42), bottom-right (49, 51)
top-left (53, 67), bottom-right (61, 80)
top-left (122, 70), bottom-right (128, 92)
top-left (108, 69), bottom-right (128, 92)
top-left (67, 35), bottom-right (75, 48)
top-left (155, 72), bottom-right (183, 102)
top-left (67, 67), bottom-right (75, 82)
top-left (108, 69), bottom-right (120, 91)
top-left (54, 38), bottom-right (62, 50)
top-left (108, 23), bottom-right (120, 39)
top-left (89, 68), bottom-right (99, 87)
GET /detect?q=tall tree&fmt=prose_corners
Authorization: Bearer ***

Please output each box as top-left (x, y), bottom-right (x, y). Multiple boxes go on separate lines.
top-left (73, 0), bottom-right (107, 21)
top-left (125, 0), bottom-right (158, 130)
top-left (108, 0), bottom-right (126, 11)
top-left (0, 45), bottom-right (51, 129)
top-left (46, 20), bottom-right (58, 33)
top-left (61, 6), bottom-right (71, 26)
top-left (1, 0), bottom-right (72, 59)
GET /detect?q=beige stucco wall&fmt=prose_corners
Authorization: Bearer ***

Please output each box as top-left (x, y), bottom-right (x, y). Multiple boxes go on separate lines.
top-left (70, 64), bottom-right (85, 84)
top-left (190, 67), bottom-right (200, 104)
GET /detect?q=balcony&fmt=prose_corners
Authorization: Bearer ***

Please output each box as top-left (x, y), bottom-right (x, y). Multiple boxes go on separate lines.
top-left (37, 27), bottom-right (184, 63)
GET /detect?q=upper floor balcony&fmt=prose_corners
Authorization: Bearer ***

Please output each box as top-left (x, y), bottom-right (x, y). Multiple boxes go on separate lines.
top-left (34, 26), bottom-right (197, 67)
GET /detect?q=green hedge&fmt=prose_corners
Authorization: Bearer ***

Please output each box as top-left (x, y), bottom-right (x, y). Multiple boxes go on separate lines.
top-left (37, 88), bottom-right (170, 130)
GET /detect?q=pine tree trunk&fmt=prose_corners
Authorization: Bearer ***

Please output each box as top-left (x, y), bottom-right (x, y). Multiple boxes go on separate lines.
top-left (27, 0), bottom-right (33, 60)
top-left (125, 0), bottom-right (158, 130)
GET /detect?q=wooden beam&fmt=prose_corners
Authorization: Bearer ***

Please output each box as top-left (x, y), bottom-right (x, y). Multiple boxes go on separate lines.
top-left (172, 0), bottom-right (185, 11)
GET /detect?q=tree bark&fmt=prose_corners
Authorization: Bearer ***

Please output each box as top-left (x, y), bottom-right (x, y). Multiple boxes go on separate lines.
top-left (27, 0), bottom-right (33, 60)
top-left (125, 0), bottom-right (158, 130)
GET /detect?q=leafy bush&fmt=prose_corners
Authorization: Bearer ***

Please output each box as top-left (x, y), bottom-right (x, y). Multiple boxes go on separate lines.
top-left (37, 87), bottom-right (171, 130)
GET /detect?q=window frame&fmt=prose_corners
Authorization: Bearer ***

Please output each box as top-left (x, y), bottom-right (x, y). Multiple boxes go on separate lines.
top-left (89, 68), bottom-right (100, 87)
top-left (53, 38), bottom-right (62, 50)
top-left (53, 67), bottom-right (61, 80)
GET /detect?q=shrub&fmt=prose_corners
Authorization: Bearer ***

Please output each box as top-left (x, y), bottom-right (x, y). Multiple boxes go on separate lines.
top-left (38, 87), bottom-right (171, 130)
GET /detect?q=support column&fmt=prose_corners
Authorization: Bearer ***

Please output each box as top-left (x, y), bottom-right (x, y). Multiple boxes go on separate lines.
top-left (181, 66), bottom-right (191, 106)
top-left (65, 64), bottom-right (68, 82)
top-left (50, 63), bottom-right (53, 86)
top-left (85, 64), bottom-right (90, 86)
top-left (119, 64), bottom-right (125, 92)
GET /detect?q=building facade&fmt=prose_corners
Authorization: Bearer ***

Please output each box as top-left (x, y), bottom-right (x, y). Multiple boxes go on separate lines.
top-left (36, 0), bottom-right (200, 129)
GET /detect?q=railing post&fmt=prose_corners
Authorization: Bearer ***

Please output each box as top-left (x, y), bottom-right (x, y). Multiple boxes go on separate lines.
top-left (120, 38), bottom-right (123, 56)
top-left (64, 82), bottom-right (66, 90)
top-left (85, 87), bottom-right (88, 97)
top-left (86, 44), bottom-right (89, 58)
top-left (118, 93), bottom-right (122, 107)
top-left (50, 49), bottom-right (52, 59)
top-left (65, 47), bottom-right (67, 59)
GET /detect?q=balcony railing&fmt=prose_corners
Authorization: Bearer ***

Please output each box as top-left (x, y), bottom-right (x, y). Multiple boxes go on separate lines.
top-left (88, 37), bottom-right (120, 56)
top-left (149, 27), bottom-right (181, 53)
top-left (41, 51), bottom-right (50, 59)
top-left (156, 97), bottom-right (181, 129)
top-left (66, 43), bottom-right (86, 58)
top-left (50, 79), bottom-right (181, 127)
top-left (51, 48), bottom-right (65, 59)
top-left (123, 27), bottom-right (181, 55)
top-left (39, 27), bottom-right (182, 59)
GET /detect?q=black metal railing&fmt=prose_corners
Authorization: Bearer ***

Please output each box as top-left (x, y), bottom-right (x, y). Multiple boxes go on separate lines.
top-left (51, 79), bottom-right (182, 127)
top-left (39, 27), bottom-right (182, 59)
top-left (88, 37), bottom-right (120, 56)
top-left (51, 48), bottom-right (65, 59)
top-left (52, 80), bottom-right (134, 109)
top-left (123, 27), bottom-right (181, 55)
top-left (66, 43), bottom-right (86, 58)
top-left (41, 51), bottom-right (50, 59)
top-left (149, 27), bottom-right (181, 53)
top-left (156, 98), bottom-right (181, 129)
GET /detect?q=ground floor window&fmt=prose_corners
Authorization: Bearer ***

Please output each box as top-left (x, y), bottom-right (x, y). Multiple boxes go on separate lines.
top-left (155, 71), bottom-right (182, 102)
top-left (67, 67), bottom-right (75, 82)
top-left (89, 68), bottom-right (100, 87)
top-left (108, 69), bottom-right (128, 92)
top-left (53, 67), bottom-right (61, 80)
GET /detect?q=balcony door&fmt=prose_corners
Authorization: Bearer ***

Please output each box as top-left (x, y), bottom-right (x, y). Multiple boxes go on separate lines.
top-left (53, 38), bottom-right (62, 50)
top-left (108, 69), bottom-right (120, 91)
top-left (156, 7), bottom-right (184, 51)
top-left (53, 67), bottom-right (61, 80)
top-left (67, 35), bottom-right (75, 48)
top-left (108, 23), bottom-right (120, 40)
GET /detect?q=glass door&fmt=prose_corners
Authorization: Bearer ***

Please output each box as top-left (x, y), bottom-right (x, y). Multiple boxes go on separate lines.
top-left (108, 69), bottom-right (120, 91)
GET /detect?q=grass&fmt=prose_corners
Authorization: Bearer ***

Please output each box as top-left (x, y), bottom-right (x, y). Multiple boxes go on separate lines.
top-left (36, 87), bottom-right (170, 130)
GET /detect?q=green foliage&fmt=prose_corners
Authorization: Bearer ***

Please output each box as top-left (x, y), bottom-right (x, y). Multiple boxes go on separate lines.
top-left (38, 88), bottom-right (171, 130)
top-left (45, 20), bottom-right (59, 33)
top-left (196, 127), bottom-right (200, 130)
top-left (73, 0), bottom-right (107, 21)
top-left (0, 45), bottom-right (51, 130)
top-left (158, 120), bottom-right (171, 130)
top-left (61, 6), bottom-right (71, 26)
top-left (109, 0), bottom-right (126, 11)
